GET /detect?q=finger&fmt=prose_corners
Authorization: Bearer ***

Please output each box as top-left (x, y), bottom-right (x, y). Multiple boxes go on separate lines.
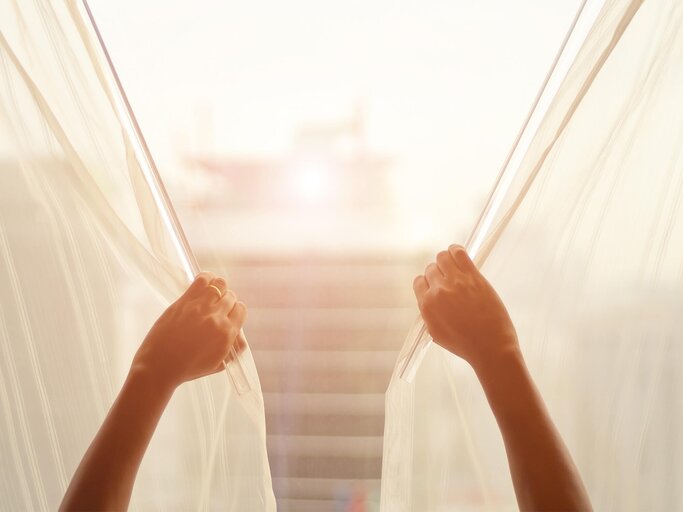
top-left (207, 276), bottom-right (229, 304)
top-left (210, 276), bottom-right (229, 296)
top-left (436, 250), bottom-right (459, 277)
top-left (448, 244), bottom-right (476, 273)
top-left (198, 335), bottom-right (247, 380)
top-left (235, 334), bottom-right (247, 353)
top-left (197, 276), bottom-right (228, 306)
top-left (179, 271), bottom-right (215, 301)
top-left (223, 304), bottom-right (247, 358)
top-left (228, 301), bottom-right (248, 330)
top-left (424, 262), bottom-right (444, 287)
top-left (412, 275), bottom-right (429, 303)
top-left (216, 289), bottom-right (237, 315)
top-left (224, 335), bottom-right (247, 362)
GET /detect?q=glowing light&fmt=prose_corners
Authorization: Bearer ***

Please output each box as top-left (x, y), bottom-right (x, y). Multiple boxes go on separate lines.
top-left (290, 160), bottom-right (334, 203)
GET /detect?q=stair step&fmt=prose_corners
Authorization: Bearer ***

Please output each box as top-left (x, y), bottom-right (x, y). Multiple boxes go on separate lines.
top-left (276, 498), bottom-right (345, 512)
top-left (245, 307), bottom-right (416, 352)
top-left (246, 325), bottom-right (412, 351)
top-left (267, 454), bottom-right (382, 479)
top-left (265, 413), bottom-right (384, 436)
top-left (266, 435), bottom-right (383, 458)
top-left (237, 284), bottom-right (414, 308)
top-left (272, 477), bottom-right (380, 500)
top-left (253, 350), bottom-right (397, 373)
top-left (257, 368), bottom-right (393, 394)
top-left (263, 392), bottom-right (385, 415)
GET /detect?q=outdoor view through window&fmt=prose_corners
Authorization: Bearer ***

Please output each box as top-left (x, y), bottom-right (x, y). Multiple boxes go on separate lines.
top-left (2, 0), bottom-right (682, 511)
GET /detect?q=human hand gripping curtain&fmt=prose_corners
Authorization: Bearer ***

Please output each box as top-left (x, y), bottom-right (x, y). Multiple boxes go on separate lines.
top-left (59, 272), bottom-right (246, 512)
top-left (413, 245), bottom-right (592, 512)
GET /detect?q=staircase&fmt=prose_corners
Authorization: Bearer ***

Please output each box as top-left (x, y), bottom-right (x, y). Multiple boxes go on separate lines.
top-left (204, 252), bottom-right (423, 511)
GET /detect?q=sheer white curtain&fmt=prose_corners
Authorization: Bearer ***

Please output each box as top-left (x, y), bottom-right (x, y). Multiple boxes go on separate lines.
top-left (4, 0), bottom-right (682, 510)
top-left (382, 0), bottom-right (683, 510)
top-left (0, 0), bottom-right (274, 510)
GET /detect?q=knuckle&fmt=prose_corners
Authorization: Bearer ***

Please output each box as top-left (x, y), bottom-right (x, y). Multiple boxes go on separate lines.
top-left (221, 328), bottom-right (233, 346)
top-left (227, 325), bottom-right (240, 342)
top-left (235, 301), bottom-right (246, 316)
top-left (426, 263), bottom-right (441, 278)
top-left (204, 315), bottom-right (220, 329)
top-left (436, 283), bottom-right (450, 295)
top-left (449, 245), bottom-right (470, 265)
top-left (431, 286), bottom-right (449, 301)
top-left (417, 297), bottom-right (427, 313)
top-left (422, 289), bottom-right (437, 306)
top-left (204, 315), bottom-right (225, 333)
top-left (186, 303), bottom-right (202, 317)
top-left (195, 271), bottom-right (214, 284)
top-left (212, 277), bottom-right (227, 289)
top-left (448, 244), bottom-right (467, 258)
top-left (420, 300), bottom-right (436, 321)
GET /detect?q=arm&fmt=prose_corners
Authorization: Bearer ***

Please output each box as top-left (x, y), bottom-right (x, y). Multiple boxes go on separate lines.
top-left (60, 272), bottom-right (247, 512)
top-left (413, 245), bottom-right (592, 512)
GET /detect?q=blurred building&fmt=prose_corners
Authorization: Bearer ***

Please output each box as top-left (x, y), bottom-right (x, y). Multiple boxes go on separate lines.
top-left (183, 106), bottom-right (392, 213)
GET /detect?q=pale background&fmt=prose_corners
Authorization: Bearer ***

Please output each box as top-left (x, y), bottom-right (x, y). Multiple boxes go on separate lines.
top-left (83, 2), bottom-right (585, 510)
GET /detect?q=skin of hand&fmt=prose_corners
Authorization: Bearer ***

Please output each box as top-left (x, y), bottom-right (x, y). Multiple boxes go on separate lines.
top-left (132, 271), bottom-right (247, 389)
top-left (413, 245), bottom-right (592, 512)
top-left (60, 271), bottom-right (246, 512)
top-left (412, 244), bottom-right (519, 371)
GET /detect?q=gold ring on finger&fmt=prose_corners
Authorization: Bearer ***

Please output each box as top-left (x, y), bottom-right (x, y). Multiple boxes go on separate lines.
top-left (208, 284), bottom-right (223, 299)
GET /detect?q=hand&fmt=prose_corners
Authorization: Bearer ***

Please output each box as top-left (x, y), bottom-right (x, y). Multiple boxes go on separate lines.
top-left (413, 244), bottom-right (519, 371)
top-left (132, 271), bottom-right (247, 389)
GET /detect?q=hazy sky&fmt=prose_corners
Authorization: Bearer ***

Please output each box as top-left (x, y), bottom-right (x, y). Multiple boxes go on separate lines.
top-left (87, 0), bottom-right (583, 249)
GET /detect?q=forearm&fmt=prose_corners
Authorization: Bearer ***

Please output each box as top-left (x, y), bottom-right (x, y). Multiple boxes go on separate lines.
top-left (474, 348), bottom-right (591, 512)
top-left (60, 367), bottom-right (174, 511)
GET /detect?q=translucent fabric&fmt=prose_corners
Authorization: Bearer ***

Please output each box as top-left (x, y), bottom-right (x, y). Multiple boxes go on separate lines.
top-left (382, 0), bottom-right (683, 510)
top-left (0, 1), bottom-right (274, 510)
